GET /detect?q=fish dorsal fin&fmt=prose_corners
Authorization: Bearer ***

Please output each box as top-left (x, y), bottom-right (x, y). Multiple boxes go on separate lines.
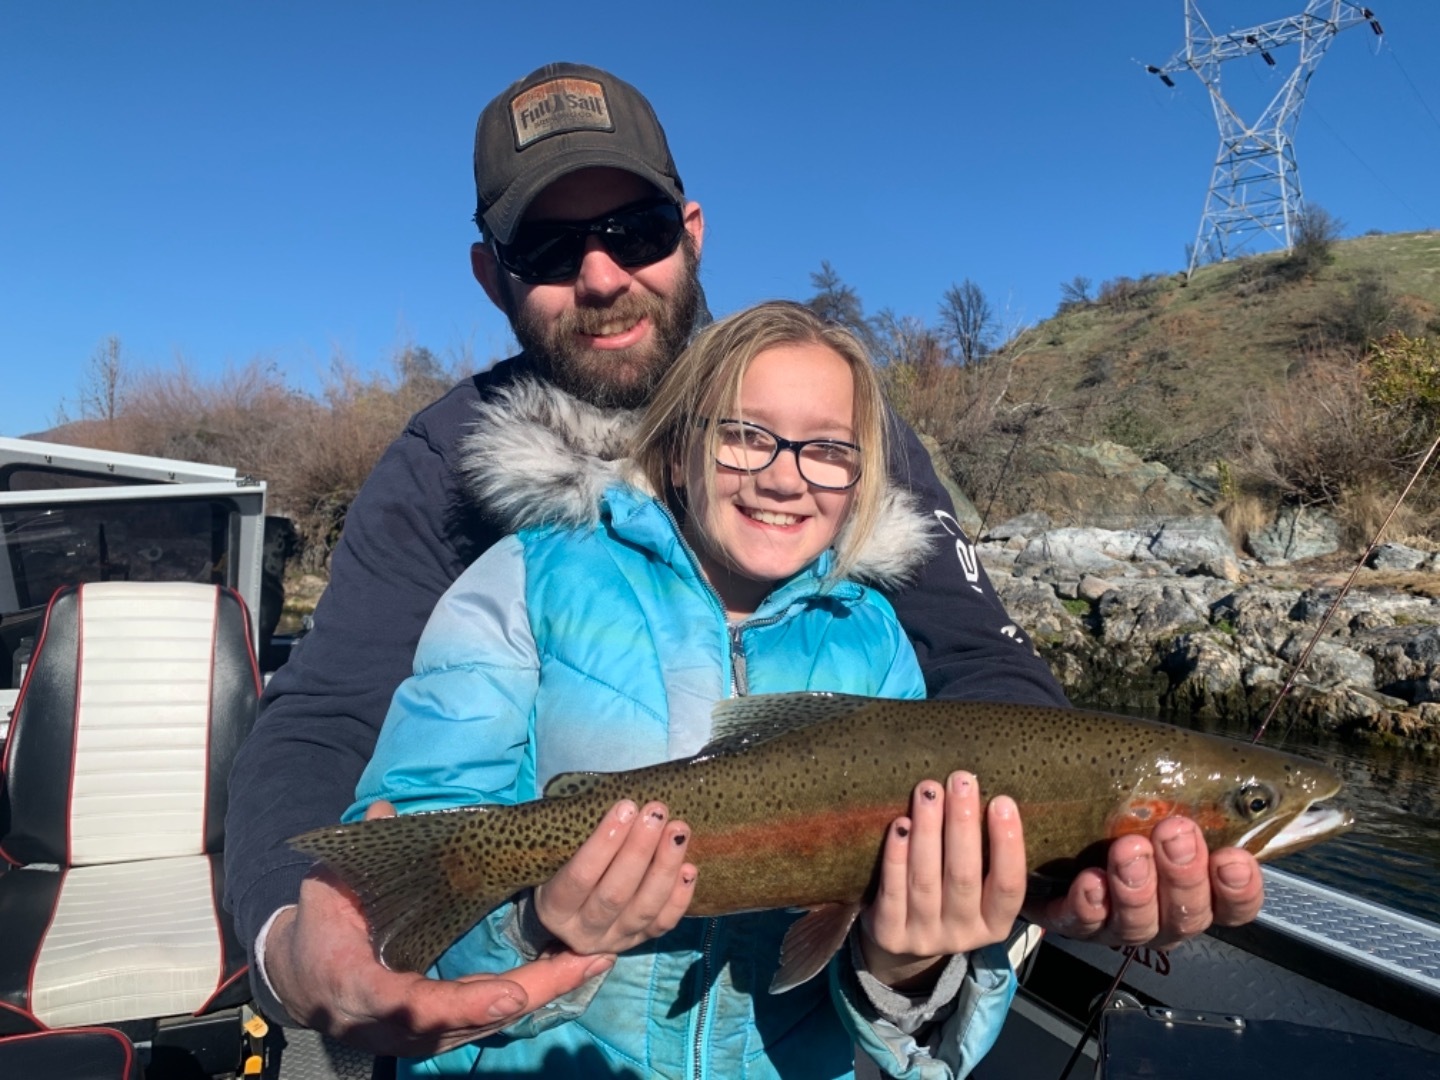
top-left (542, 772), bottom-right (606, 799)
top-left (702, 692), bottom-right (878, 757)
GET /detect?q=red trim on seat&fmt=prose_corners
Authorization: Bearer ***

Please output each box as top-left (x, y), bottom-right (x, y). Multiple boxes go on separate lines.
top-left (0, 1025), bottom-right (138, 1076)
top-left (224, 586), bottom-right (263, 695)
top-left (63, 586), bottom-right (86, 866)
top-left (0, 998), bottom-right (43, 1033)
top-left (202, 589), bottom-right (218, 856)
top-left (195, 964), bottom-right (249, 1016)
top-left (25, 867), bottom-right (68, 1023)
top-left (0, 586), bottom-right (65, 868)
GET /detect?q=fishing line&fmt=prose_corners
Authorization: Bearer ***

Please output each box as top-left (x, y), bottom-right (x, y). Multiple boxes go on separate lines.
top-left (1252, 430), bottom-right (1440, 746)
top-left (1055, 949), bottom-right (1137, 1080)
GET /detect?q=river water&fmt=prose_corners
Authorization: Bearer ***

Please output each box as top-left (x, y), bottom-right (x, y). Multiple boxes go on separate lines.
top-left (1171, 714), bottom-right (1440, 925)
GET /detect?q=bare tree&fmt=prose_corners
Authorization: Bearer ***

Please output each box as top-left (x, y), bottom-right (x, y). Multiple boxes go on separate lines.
top-left (938, 279), bottom-right (995, 365)
top-left (1058, 276), bottom-right (1093, 313)
top-left (79, 336), bottom-right (128, 424)
top-left (806, 261), bottom-right (874, 348)
top-left (870, 309), bottom-right (944, 371)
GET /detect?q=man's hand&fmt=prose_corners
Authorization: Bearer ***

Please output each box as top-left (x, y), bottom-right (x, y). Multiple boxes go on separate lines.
top-left (533, 799), bottom-right (698, 955)
top-left (859, 772), bottom-right (1027, 990)
top-left (264, 862), bottom-right (609, 1057)
top-left (1026, 817), bottom-right (1265, 949)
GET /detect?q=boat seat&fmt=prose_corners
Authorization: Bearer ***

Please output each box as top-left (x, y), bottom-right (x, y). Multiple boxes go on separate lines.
top-left (0, 582), bottom-right (259, 1034)
top-left (0, 1027), bottom-right (141, 1080)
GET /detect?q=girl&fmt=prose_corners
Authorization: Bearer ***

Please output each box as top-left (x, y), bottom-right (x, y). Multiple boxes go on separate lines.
top-left (348, 301), bottom-right (1024, 1078)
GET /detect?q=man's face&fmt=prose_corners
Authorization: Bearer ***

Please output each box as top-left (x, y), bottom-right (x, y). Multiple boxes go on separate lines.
top-left (479, 167), bottom-right (705, 410)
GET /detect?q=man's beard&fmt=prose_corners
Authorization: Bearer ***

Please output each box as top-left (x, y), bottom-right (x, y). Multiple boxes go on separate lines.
top-left (503, 238), bottom-right (702, 410)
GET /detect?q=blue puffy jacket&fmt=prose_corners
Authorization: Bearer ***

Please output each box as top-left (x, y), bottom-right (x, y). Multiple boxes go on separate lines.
top-left (349, 382), bottom-right (1017, 1079)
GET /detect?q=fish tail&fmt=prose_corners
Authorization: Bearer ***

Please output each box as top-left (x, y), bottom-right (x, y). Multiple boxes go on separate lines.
top-left (289, 809), bottom-right (513, 973)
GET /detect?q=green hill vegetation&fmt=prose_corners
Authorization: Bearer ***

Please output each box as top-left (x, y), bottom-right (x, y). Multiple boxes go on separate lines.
top-left (869, 227), bottom-right (1440, 551)
top-left (1000, 229), bottom-right (1440, 471)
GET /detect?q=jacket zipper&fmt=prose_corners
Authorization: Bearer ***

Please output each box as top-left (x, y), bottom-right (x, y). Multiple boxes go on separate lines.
top-left (728, 624), bottom-right (748, 696)
top-left (692, 917), bottom-right (718, 1080)
top-left (654, 499), bottom-right (787, 1076)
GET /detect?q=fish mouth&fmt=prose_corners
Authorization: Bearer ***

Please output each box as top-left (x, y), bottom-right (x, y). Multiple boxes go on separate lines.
top-left (1244, 800), bottom-right (1355, 861)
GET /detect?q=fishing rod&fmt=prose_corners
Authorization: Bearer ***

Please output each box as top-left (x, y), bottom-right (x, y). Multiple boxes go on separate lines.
top-left (1056, 949), bottom-right (1137, 1080)
top-left (1252, 429), bottom-right (1440, 745)
top-left (1057, 431), bottom-right (1440, 1080)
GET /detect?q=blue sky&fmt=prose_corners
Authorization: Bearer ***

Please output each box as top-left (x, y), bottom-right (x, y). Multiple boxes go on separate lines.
top-left (4, 1), bottom-right (1439, 438)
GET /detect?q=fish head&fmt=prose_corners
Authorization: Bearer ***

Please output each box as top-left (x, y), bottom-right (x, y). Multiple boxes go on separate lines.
top-left (1106, 736), bottom-right (1352, 862)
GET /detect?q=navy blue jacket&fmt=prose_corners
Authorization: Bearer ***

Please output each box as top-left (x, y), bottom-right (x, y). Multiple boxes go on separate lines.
top-left (222, 352), bottom-right (1068, 956)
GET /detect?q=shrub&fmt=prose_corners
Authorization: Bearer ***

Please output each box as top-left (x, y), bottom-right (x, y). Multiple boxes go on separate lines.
top-left (1239, 332), bottom-right (1440, 543)
top-left (1275, 204), bottom-right (1344, 280)
top-left (1365, 332), bottom-right (1440, 458)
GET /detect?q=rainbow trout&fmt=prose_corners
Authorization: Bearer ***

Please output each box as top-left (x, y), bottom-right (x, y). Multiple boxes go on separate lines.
top-left (291, 692), bottom-right (1350, 990)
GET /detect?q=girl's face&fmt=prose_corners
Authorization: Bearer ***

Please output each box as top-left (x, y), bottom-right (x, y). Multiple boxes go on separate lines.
top-left (674, 341), bottom-right (857, 618)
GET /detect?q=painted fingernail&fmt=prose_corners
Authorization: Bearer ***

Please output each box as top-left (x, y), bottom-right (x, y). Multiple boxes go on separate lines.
top-left (1161, 826), bottom-right (1198, 866)
top-left (487, 992), bottom-right (524, 1020)
top-left (1217, 860), bottom-right (1254, 889)
top-left (1118, 853), bottom-right (1152, 888)
top-left (616, 801), bottom-right (637, 823)
top-left (895, 822), bottom-right (910, 839)
top-left (681, 870), bottom-right (697, 886)
top-left (950, 771), bottom-right (973, 795)
top-left (672, 830), bottom-right (688, 846)
top-left (922, 784), bottom-right (939, 802)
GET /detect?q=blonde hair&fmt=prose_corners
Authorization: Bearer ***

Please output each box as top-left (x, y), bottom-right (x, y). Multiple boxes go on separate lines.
top-left (631, 300), bottom-right (889, 581)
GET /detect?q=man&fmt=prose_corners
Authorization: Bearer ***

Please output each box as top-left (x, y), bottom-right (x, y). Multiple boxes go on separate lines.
top-left (223, 61), bottom-right (1265, 1059)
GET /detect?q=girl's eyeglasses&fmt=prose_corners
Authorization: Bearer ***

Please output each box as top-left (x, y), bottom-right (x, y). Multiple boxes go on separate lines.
top-left (711, 419), bottom-right (862, 491)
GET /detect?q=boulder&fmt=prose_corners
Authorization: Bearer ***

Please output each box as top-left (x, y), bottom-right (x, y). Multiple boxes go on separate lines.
top-left (1013, 527), bottom-right (1154, 578)
top-left (1278, 636), bottom-right (1376, 691)
top-left (1148, 517), bottom-right (1242, 581)
top-left (1016, 441), bottom-right (1214, 526)
top-left (1248, 507), bottom-right (1341, 565)
top-left (1369, 542), bottom-right (1430, 572)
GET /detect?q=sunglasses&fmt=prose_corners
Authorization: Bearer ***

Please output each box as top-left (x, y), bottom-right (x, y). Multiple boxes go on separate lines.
top-left (493, 197), bottom-right (686, 285)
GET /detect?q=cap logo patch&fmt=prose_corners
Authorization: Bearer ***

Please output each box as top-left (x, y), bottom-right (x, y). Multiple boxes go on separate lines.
top-left (510, 78), bottom-right (613, 149)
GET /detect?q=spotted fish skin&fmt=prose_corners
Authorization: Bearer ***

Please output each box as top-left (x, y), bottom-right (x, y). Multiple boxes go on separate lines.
top-left (290, 692), bottom-right (1349, 974)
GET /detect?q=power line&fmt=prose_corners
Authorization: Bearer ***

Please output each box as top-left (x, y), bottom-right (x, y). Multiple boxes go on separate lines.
top-left (1384, 43), bottom-right (1440, 144)
top-left (1307, 104), bottom-right (1432, 230)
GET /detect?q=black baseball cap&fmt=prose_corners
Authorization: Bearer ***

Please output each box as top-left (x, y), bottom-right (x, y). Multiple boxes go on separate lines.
top-left (474, 62), bottom-right (685, 245)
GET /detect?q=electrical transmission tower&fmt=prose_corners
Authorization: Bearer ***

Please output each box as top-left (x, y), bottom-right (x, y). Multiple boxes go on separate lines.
top-left (1146, 1), bottom-right (1383, 275)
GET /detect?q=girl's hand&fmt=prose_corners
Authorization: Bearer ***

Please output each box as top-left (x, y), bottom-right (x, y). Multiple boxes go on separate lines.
top-left (859, 773), bottom-right (1027, 991)
top-left (534, 800), bottom-right (698, 955)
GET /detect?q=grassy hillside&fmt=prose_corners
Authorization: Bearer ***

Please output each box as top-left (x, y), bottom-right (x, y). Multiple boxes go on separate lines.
top-left (996, 231), bottom-right (1440, 467)
top-left (933, 231), bottom-right (1440, 533)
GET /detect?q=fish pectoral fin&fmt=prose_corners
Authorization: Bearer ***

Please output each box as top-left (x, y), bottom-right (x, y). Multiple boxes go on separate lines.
top-left (770, 902), bottom-right (863, 995)
top-left (542, 771), bottom-right (607, 799)
top-left (704, 692), bottom-right (878, 758)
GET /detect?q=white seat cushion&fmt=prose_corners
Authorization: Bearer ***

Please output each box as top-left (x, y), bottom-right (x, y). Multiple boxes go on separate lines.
top-left (70, 583), bottom-right (220, 866)
top-left (29, 857), bottom-right (224, 1027)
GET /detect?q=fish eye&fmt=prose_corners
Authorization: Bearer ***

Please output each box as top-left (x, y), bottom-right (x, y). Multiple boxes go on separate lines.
top-left (1236, 783), bottom-right (1277, 819)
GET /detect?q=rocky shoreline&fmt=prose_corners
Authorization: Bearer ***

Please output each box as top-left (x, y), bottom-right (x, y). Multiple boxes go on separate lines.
top-left (922, 438), bottom-right (1440, 747)
top-left (978, 513), bottom-right (1440, 749)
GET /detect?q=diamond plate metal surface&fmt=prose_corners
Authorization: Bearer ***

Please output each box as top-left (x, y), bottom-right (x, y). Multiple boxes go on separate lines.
top-left (268, 1028), bottom-right (375, 1080)
top-left (1260, 867), bottom-right (1440, 988)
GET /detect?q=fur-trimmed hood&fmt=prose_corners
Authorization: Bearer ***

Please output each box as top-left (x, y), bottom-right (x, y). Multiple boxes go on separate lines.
top-left (459, 379), bottom-right (935, 590)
